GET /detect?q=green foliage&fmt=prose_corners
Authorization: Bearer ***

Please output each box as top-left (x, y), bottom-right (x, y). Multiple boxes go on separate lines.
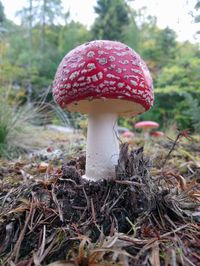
top-left (58, 21), bottom-right (91, 57)
top-left (139, 25), bottom-right (177, 82)
top-left (184, 94), bottom-right (200, 132)
top-left (92, 0), bottom-right (130, 41)
top-left (0, 0), bottom-right (5, 23)
top-left (142, 26), bottom-right (176, 66)
top-left (157, 65), bottom-right (187, 88)
top-left (157, 42), bottom-right (200, 89)
top-left (123, 9), bottom-right (139, 50)
top-left (158, 61), bottom-right (200, 89)
top-left (0, 89), bottom-right (37, 157)
top-left (195, 0), bottom-right (200, 25)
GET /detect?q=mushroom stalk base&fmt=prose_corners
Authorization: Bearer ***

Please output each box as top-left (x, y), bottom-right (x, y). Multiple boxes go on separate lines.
top-left (84, 113), bottom-right (119, 181)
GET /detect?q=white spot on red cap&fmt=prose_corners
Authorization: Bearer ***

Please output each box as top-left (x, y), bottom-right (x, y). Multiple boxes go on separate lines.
top-left (92, 75), bottom-right (98, 82)
top-left (109, 56), bottom-right (115, 62)
top-left (130, 80), bottom-right (137, 86)
top-left (87, 63), bottom-right (96, 70)
top-left (116, 68), bottom-right (122, 74)
top-left (97, 58), bottom-right (107, 65)
top-left (117, 82), bottom-right (124, 88)
top-left (87, 51), bottom-right (95, 58)
top-left (78, 76), bottom-right (85, 82)
top-left (106, 74), bottom-right (120, 79)
top-left (69, 71), bottom-right (79, 80)
top-left (97, 72), bottom-right (103, 79)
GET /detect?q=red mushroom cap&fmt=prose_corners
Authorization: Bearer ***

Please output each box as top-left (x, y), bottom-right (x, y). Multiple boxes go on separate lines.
top-left (150, 131), bottom-right (164, 137)
top-left (122, 131), bottom-right (135, 138)
top-left (135, 121), bottom-right (159, 129)
top-left (53, 40), bottom-right (154, 116)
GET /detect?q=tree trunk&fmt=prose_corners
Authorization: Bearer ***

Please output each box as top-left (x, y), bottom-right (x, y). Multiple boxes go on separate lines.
top-left (27, 0), bottom-right (33, 105)
top-left (41, 0), bottom-right (46, 52)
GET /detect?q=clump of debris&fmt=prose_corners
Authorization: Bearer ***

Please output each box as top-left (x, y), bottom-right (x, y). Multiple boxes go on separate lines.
top-left (0, 143), bottom-right (200, 266)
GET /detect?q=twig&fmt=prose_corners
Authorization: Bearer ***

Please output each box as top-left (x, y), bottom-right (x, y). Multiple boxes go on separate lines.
top-left (82, 186), bottom-right (90, 209)
top-left (118, 235), bottom-right (156, 245)
top-left (191, 252), bottom-right (200, 262)
top-left (184, 255), bottom-right (197, 266)
top-left (100, 187), bottom-right (111, 212)
top-left (28, 212), bottom-right (43, 234)
top-left (39, 225), bottom-right (46, 258)
top-left (160, 224), bottom-right (189, 239)
top-left (107, 189), bottom-right (127, 213)
top-left (34, 232), bottom-right (56, 265)
top-left (51, 185), bottom-right (64, 222)
top-left (91, 198), bottom-right (96, 223)
top-left (171, 249), bottom-right (176, 266)
top-left (162, 129), bottom-right (191, 170)
top-left (10, 199), bottom-right (34, 263)
top-left (162, 133), bottom-right (181, 170)
top-left (115, 180), bottom-right (143, 187)
top-left (33, 225), bottom-right (50, 265)
top-left (0, 188), bottom-right (14, 211)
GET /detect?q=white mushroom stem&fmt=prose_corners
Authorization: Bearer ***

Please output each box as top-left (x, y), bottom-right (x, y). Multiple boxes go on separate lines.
top-left (143, 129), bottom-right (150, 140)
top-left (84, 113), bottom-right (119, 181)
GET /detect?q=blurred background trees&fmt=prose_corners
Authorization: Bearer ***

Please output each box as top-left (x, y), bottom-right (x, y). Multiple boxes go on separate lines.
top-left (92, 0), bottom-right (130, 41)
top-left (0, 0), bottom-right (200, 132)
top-left (194, 0), bottom-right (200, 28)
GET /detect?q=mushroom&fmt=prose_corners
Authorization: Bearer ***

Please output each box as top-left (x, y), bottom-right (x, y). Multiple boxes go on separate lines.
top-left (53, 40), bottom-right (154, 181)
top-left (122, 131), bottom-right (135, 138)
top-left (118, 126), bottom-right (129, 135)
top-left (135, 121), bottom-right (159, 139)
top-left (150, 131), bottom-right (164, 137)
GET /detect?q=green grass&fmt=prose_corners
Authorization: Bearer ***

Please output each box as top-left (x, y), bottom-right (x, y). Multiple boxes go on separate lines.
top-left (0, 87), bottom-right (74, 158)
top-left (0, 95), bottom-right (41, 157)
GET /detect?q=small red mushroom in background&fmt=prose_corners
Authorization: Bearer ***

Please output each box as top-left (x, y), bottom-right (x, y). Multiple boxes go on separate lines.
top-left (135, 121), bottom-right (159, 139)
top-left (135, 121), bottom-right (159, 130)
top-left (150, 131), bottom-right (164, 137)
top-left (122, 131), bottom-right (135, 138)
top-left (53, 40), bottom-right (154, 181)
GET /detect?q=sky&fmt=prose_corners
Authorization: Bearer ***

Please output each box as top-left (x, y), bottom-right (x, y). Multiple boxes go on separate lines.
top-left (1, 0), bottom-right (199, 43)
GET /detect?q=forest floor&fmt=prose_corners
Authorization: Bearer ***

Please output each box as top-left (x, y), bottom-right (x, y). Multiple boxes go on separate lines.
top-left (0, 129), bottom-right (200, 266)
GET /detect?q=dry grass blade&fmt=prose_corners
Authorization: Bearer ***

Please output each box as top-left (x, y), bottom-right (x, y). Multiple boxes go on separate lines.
top-left (149, 241), bottom-right (160, 266)
top-left (33, 231), bottom-right (57, 266)
top-left (164, 171), bottom-right (187, 190)
top-left (9, 198), bottom-right (34, 263)
top-left (88, 234), bottom-right (134, 265)
top-left (33, 225), bottom-right (47, 265)
top-left (75, 236), bottom-right (91, 264)
top-left (47, 262), bottom-right (76, 266)
top-left (0, 222), bottom-right (14, 254)
top-left (51, 185), bottom-right (64, 222)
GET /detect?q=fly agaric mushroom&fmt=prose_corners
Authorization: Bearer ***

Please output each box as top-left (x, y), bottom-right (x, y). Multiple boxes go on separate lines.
top-left (122, 131), bottom-right (135, 138)
top-left (53, 40), bottom-right (154, 181)
top-left (135, 121), bottom-right (159, 139)
top-left (150, 131), bottom-right (164, 137)
top-left (135, 121), bottom-right (159, 129)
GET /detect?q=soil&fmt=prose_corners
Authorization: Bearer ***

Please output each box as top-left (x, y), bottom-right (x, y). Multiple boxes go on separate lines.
top-left (0, 139), bottom-right (200, 266)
